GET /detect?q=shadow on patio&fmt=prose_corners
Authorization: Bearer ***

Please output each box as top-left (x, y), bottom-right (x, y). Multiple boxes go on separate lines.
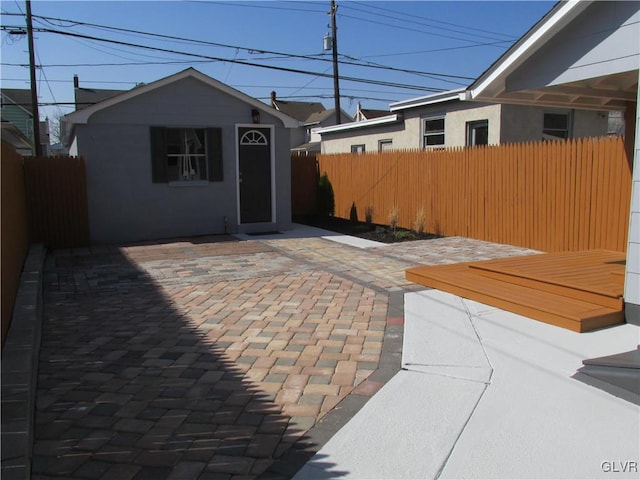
top-left (33, 236), bottom-right (348, 479)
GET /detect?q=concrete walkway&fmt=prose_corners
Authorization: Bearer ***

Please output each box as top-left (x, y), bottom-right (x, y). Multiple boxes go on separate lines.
top-left (295, 289), bottom-right (640, 479)
top-left (5, 224), bottom-right (636, 479)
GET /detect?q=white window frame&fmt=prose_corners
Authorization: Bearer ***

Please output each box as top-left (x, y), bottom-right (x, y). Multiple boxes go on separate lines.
top-left (466, 120), bottom-right (489, 146)
top-left (166, 128), bottom-right (208, 182)
top-left (422, 116), bottom-right (445, 148)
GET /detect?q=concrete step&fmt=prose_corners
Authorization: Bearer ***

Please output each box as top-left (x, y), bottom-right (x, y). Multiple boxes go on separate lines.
top-left (578, 349), bottom-right (640, 395)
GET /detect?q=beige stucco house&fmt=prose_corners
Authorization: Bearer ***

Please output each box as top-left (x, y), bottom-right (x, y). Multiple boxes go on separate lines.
top-left (317, 88), bottom-right (610, 154)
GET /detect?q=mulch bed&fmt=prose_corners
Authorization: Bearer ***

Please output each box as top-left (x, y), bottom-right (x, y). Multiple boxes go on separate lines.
top-left (295, 215), bottom-right (441, 244)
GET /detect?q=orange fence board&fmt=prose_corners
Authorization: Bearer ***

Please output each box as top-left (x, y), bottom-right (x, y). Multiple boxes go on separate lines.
top-left (294, 136), bottom-right (632, 253)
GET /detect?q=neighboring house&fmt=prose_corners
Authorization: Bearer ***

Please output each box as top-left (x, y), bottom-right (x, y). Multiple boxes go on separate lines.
top-left (270, 91), bottom-right (351, 153)
top-left (73, 74), bottom-right (126, 110)
top-left (1, 88), bottom-right (50, 155)
top-left (317, 87), bottom-right (610, 154)
top-left (64, 68), bottom-right (300, 244)
top-left (353, 102), bottom-right (390, 122)
top-left (463, 0), bottom-right (639, 325)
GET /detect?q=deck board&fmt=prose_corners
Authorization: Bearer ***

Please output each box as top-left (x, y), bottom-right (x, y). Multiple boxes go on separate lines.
top-left (405, 250), bottom-right (626, 333)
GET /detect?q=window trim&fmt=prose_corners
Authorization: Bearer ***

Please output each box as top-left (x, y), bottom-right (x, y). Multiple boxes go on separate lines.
top-left (378, 139), bottom-right (393, 152)
top-left (351, 144), bottom-right (366, 154)
top-left (422, 115), bottom-right (445, 148)
top-left (150, 126), bottom-right (223, 184)
top-left (466, 119), bottom-right (489, 146)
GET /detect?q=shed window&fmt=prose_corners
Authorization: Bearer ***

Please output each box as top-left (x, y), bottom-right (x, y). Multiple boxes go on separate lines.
top-left (150, 127), bottom-right (223, 183)
top-left (351, 144), bottom-right (365, 154)
top-left (423, 117), bottom-right (445, 147)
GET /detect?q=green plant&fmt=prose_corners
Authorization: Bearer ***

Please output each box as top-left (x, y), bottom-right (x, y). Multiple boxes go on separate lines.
top-left (316, 173), bottom-right (335, 217)
top-left (413, 207), bottom-right (426, 235)
top-left (387, 204), bottom-right (399, 232)
top-left (393, 229), bottom-right (415, 242)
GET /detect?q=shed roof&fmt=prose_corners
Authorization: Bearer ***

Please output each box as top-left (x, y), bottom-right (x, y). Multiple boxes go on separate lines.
top-left (65, 68), bottom-right (300, 128)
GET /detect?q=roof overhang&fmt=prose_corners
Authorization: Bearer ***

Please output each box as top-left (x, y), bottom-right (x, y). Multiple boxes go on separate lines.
top-left (64, 68), bottom-right (301, 129)
top-left (389, 88), bottom-right (467, 112)
top-left (315, 114), bottom-right (402, 135)
top-left (468, 1), bottom-right (638, 111)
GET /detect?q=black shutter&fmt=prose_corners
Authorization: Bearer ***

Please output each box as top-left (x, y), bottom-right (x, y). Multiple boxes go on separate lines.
top-left (150, 127), bottom-right (167, 183)
top-left (206, 128), bottom-right (223, 182)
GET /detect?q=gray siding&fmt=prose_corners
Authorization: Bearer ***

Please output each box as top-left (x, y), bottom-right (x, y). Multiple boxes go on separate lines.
top-left (77, 76), bottom-right (292, 244)
top-left (507, 1), bottom-right (639, 90)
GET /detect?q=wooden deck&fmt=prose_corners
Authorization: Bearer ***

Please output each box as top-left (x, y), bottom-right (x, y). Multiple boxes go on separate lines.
top-left (406, 250), bottom-right (626, 333)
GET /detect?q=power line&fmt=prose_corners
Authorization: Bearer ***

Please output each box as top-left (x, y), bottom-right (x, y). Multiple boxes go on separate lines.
top-left (2, 12), bottom-right (475, 81)
top-left (348, 1), bottom-right (518, 41)
top-left (338, 11), bottom-right (512, 46)
top-left (0, 25), bottom-right (449, 93)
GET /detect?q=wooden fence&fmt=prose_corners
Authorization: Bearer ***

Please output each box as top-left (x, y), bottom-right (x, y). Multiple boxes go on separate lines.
top-left (24, 155), bottom-right (90, 248)
top-left (1, 147), bottom-right (89, 346)
top-left (1, 142), bottom-right (31, 346)
top-left (291, 152), bottom-right (319, 216)
top-left (295, 136), bottom-right (632, 253)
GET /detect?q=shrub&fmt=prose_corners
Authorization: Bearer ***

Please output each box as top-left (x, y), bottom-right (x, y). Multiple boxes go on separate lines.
top-left (393, 229), bottom-right (415, 242)
top-left (316, 173), bottom-right (335, 217)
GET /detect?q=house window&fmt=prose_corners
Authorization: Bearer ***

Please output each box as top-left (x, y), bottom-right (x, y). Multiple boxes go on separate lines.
top-left (423, 117), bottom-right (445, 147)
top-left (378, 139), bottom-right (393, 152)
top-left (150, 127), bottom-right (223, 183)
top-left (466, 120), bottom-right (489, 146)
top-left (543, 113), bottom-right (570, 140)
top-left (351, 144), bottom-right (365, 154)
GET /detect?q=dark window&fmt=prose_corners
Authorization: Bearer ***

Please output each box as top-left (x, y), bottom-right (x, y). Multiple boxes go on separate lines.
top-left (150, 127), bottom-right (223, 183)
top-left (351, 144), bottom-right (365, 153)
top-left (423, 117), bottom-right (445, 147)
top-left (467, 120), bottom-right (489, 146)
top-left (543, 113), bottom-right (570, 140)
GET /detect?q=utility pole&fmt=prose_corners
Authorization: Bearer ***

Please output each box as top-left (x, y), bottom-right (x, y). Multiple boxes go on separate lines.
top-left (330, 0), bottom-right (341, 125)
top-left (26, 0), bottom-right (41, 156)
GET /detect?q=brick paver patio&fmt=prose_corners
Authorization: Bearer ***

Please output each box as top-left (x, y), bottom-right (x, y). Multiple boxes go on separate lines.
top-left (32, 234), bottom-right (536, 479)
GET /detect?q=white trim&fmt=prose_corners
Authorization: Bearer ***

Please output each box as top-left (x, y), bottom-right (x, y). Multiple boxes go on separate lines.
top-left (469, 1), bottom-right (590, 100)
top-left (389, 88), bottom-right (467, 112)
top-left (65, 68), bottom-right (300, 129)
top-left (315, 114), bottom-right (401, 135)
top-left (235, 124), bottom-right (276, 225)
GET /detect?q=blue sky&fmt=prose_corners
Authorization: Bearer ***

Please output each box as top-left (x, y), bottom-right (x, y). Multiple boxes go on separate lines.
top-left (1, 0), bottom-right (555, 124)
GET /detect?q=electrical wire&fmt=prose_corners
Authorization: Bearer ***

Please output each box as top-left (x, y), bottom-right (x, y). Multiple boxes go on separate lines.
top-left (347, 1), bottom-right (518, 41)
top-left (0, 25), bottom-right (449, 93)
top-left (2, 12), bottom-right (475, 81)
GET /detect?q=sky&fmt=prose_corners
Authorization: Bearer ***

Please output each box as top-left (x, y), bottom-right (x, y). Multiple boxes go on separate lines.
top-left (1, 0), bottom-right (556, 131)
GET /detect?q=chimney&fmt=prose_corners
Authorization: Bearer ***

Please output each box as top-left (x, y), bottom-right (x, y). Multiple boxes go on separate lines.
top-left (73, 74), bottom-right (79, 89)
top-left (270, 91), bottom-right (277, 108)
